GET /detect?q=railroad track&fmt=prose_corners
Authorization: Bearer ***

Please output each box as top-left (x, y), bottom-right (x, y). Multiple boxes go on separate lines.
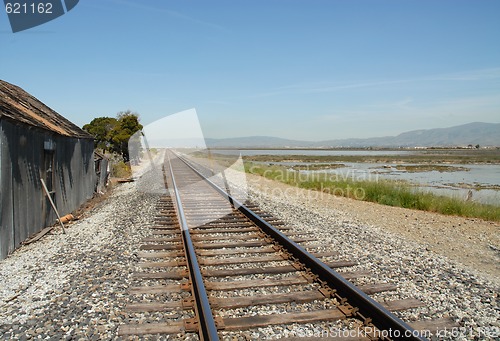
top-left (117, 151), bottom-right (452, 340)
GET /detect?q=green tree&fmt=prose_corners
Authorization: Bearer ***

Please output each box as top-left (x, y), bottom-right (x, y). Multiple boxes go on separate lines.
top-left (109, 111), bottom-right (143, 161)
top-left (83, 111), bottom-right (143, 161)
top-left (83, 117), bottom-right (118, 150)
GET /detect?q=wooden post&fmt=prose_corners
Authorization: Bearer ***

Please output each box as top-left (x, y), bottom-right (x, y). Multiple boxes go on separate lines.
top-left (40, 179), bottom-right (66, 234)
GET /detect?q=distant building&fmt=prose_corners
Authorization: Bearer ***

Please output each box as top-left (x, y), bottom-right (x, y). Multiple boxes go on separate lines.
top-left (0, 80), bottom-right (96, 260)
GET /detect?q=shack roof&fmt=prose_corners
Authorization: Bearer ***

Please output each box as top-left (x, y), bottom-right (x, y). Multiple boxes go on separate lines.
top-left (0, 80), bottom-right (92, 139)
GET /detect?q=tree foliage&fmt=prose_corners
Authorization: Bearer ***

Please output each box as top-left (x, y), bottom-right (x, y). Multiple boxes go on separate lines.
top-left (83, 111), bottom-right (143, 161)
top-left (83, 117), bottom-right (118, 150)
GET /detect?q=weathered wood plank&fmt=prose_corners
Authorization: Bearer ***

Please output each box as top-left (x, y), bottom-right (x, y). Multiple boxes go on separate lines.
top-left (311, 251), bottom-right (340, 258)
top-left (151, 230), bottom-right (181, 235)
top-left (125, 300), bottom-right (190, 312)
top-left (411, 317), bottom-right (460, 334)
top-left (142, 237), bottom-right (182, 243)
top-left (132, 270), bottom-right (187, 280)
top-left (117, 322), bottom-right (184, 336)
top-left (205, 275), bottom-right (309, 290)
top-left (137, 250), bottom-right (185, 258)
top-left (202, 265), bottom-right (297, 277)
top-left (197, 246), bottom-right (275, 256)
top-left (357, 283), bottom-right (398, 295)
top-left (382, 298), bottom-right (425, 311)
top-left (193, 241), bottom-right (268, 249)
top-left (139, 260), bottom-right (187, 268)
top-left (200, 254), bottom-right (286, 266)
top-left (210, 290), bottom-right (325, 309)
top-left (139, 244), bottom-right (182, 251)
top-left (222, 309), bottom-right (345, 330)
top-left (129, 284), bottom-right (184, 294)
top-left (192, 234), bottom-right (262, 242)
top-left (190, 227), bottom-right (258, 234)
top-left (202, 261), bottom-right (354, 277)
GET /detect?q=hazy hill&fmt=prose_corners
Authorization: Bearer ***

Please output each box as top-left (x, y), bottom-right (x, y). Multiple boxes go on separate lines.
top-left (205, 122), bottom-right (500, 148)
top-left (319, 122), bottom-right (500, 147)
top-left (205, 136), bottom-right (314, 148)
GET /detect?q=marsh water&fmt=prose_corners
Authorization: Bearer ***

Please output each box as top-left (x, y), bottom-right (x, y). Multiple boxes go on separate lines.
top-left (310, 162), bottom-right (499, 206)
top-left (215, 149), bottom-right (500, 206)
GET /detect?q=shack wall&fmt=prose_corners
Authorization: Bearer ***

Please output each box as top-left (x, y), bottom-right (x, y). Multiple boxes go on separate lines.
top-left (0, 119), bottom-right (95, 259)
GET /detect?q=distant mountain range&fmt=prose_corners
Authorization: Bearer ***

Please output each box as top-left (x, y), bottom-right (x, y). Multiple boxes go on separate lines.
top-left (205, 122), bottom-right (500, 148)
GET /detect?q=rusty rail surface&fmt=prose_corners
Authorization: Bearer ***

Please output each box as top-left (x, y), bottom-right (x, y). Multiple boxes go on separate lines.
top-left (166, 153), bottom-right (220, 341)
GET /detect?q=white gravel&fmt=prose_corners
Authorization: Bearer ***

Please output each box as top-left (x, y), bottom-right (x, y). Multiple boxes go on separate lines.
top-left (0, 182), bottom-right (160, 340)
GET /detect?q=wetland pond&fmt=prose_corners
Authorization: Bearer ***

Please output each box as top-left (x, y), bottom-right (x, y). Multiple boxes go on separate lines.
top-left (214, 149), bottom-right (500, 206)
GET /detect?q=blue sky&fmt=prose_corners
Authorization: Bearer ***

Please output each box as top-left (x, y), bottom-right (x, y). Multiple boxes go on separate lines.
top-left (1, 0), bottom-right (499, 140)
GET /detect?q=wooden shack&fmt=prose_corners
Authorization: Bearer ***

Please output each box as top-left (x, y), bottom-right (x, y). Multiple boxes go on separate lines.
top-left (0, 80), bottom-right (95, 259)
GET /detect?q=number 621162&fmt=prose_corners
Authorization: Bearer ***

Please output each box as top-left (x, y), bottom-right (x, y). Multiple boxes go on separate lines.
top-left (5, 2), bottom-right (54, 14)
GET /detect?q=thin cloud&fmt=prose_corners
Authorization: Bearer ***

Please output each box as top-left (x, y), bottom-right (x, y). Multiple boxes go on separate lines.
top-left (107, 0), bottom-right (226, 31)
top-left (249, 67), bottom-right (500, 98)
top-left (430, 67), bottom-right (500, 81)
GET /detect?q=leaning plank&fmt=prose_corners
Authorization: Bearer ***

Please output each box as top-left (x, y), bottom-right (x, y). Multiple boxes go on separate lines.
top-left (22, 226), bottom-right (55, 245)
top-left (222, 309), bottom-right (346, 331)
top-left (117, 322), bottom-right (184, 336)
top-left (40, 179), bottom-right (65, 234)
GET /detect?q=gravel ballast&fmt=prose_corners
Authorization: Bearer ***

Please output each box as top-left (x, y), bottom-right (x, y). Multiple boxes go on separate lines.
top-left (0, 183), bottom-right (160, 340)
top-left (1, 166), bottom-right (499, 340)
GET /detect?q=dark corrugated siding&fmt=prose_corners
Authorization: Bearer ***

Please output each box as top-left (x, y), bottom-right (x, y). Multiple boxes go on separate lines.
top-left (0, 119), bottom-right (96, 259)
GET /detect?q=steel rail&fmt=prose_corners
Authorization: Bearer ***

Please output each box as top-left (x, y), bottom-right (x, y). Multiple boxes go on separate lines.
top-left (166, 153), bottom-right (220, 341)
top-left (174, 151), bottom-right (427, 341)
